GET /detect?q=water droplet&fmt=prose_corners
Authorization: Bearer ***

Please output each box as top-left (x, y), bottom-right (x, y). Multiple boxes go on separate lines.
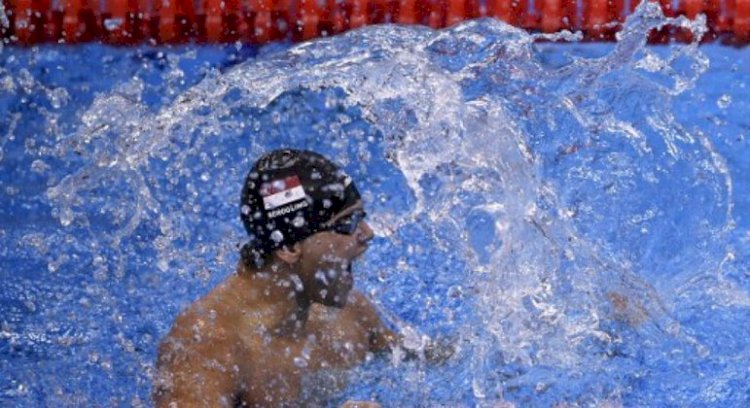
top-left (0, 76), bottom-right (14, 93)
top-left (59, 208), bottom-right (74, 227)
top-left (292, 215), bottom-right (305, 228)
top-left (472, 378), bottom-right (486, 399)
top-left (100, 359), bottom-right (113, 371)
top-left (696, 343), bottom-right (710, 358)
top-left (290, 274), bottom-right (304, 291)
top-left (88, 352), bottom-right (100, 364)
top-left (314, 270), bottom-right (329, 285)
top-left (92, 264), bottom-right (108, 281)
top-left (23, 299), bottom-right (37, 312)
top-left (47, 87), bottom-right (69, 109)
top-left (270, 230), bottom-right (284, 243)
top-left (241, 205), bottom-right (251, 215)
top-left (31, 159), bottom-right (50, 174)
top-left (717, 94), bottom-right (732, 109)
top-left (447, 285), bottom-right (463, 298)
top-left (293, 356), bottom-right (308, 368)
top-left (103, 18), bottom-right (124, 31)
top-left (276, 19), bottom-right (288, 33)
top-left (15, 383), bottom-right (28, 396)
top-left (400, 326), bottom-right (423, 351)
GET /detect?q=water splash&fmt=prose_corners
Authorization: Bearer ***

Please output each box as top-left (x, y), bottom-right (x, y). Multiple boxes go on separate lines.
top-left (1, 1), bottom-right (747, 406)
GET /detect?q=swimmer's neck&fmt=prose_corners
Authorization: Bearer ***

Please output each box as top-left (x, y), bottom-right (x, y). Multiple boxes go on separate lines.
top-left (232, 260), bottom-right (312, 338)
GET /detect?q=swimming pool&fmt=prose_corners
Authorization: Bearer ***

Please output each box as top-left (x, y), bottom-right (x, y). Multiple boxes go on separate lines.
top-left (1, 4), bottom-right (749, 406)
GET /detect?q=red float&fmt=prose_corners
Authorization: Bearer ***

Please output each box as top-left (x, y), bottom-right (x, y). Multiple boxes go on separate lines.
top-left (737, 0), bottom-right (750, 40)
top-left (1, 0), bottom-right (747, 44)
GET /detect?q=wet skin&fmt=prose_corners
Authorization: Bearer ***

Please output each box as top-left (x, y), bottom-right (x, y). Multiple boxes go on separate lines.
top-left (153, 202), bottom-right (398, 407)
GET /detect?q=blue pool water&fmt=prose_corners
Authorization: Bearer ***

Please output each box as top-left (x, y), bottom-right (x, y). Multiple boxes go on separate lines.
top-left (1, 4), bottom-right (749, 406)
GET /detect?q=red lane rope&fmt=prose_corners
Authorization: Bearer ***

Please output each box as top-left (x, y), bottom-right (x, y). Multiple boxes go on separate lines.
top-left (1, 0), bottom-right (747, 45)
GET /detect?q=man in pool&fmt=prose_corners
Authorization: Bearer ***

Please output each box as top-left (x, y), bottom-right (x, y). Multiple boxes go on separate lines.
top-left (153, 149), bottom-right (447, 407)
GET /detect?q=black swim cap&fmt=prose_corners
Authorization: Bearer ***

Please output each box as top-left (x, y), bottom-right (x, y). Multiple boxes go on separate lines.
top-left (240, 149), bottom-right (361, 263)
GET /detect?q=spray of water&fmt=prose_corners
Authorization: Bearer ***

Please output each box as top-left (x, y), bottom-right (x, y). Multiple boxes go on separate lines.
top-left (1, 1), bottom-right (744, 406)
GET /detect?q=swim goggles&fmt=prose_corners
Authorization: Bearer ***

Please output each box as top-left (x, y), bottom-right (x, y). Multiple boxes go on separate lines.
top-left (322, 209), bottom-right (367, 235)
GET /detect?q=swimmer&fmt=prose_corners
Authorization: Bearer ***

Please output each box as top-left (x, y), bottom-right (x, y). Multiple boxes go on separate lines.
top-left (153, 149), bottom-right (451, 407)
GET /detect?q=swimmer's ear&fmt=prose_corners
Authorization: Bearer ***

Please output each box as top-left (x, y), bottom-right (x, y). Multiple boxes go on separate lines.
top-left (274, 244), bottom-right (302, 265)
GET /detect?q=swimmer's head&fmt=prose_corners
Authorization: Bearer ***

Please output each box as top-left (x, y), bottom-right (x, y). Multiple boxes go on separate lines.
top-left (240, 149), bottom-right (361, 268)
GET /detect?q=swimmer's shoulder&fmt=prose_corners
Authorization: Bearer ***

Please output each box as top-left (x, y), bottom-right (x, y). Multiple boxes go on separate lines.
top-left (162, 291), bottom-right (236, 350)
top-left (345, 290), bottom-right (370, 311)
top-left (157, 302), bottom-right (240, 384)
top-left (154, 295), bottom-right (243, 407)
top-left (343, 291), bottom-right (386, 329)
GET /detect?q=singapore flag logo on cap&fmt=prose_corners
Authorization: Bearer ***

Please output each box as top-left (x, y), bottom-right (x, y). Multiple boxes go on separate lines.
top-left (260, 175), bottom-right (307, 211)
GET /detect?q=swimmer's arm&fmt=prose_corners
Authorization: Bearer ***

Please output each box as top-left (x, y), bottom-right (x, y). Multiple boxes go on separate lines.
top-left (153, 327), bottom-right (239, 407)
top-left (350, 292), bottom-right (455, 364)
top-left (347, 291), bottom-right (399, 353)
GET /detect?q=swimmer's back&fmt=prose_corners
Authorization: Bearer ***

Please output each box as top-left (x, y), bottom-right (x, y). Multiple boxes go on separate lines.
top-left (154, 280), bottom-right (394, 407)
